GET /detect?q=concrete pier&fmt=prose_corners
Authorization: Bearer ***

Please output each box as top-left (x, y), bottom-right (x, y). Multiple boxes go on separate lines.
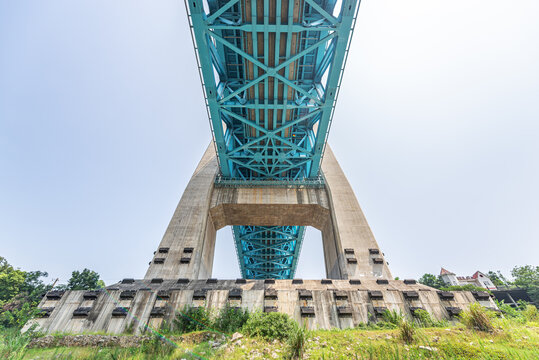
top-left (31, 145), bottom-right (490, 335)
top-left (145, 143), bottom-right (391, 281)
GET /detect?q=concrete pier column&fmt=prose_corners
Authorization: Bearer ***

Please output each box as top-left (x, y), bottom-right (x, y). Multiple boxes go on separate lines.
top-left (321, 146), bottom-right (393, 279)
top-left (144, 144), bottom-right (219, 280)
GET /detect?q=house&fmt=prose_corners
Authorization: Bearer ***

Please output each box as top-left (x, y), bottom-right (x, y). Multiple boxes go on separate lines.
top-left (440, 268), bottom-right (497, 290)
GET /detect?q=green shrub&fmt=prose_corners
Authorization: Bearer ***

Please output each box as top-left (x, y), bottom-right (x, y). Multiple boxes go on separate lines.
top-left (398, 319), bottom-right (415, 344)
top-left (495, 300), bottom-right (525, 323)
top-left (523, 304), bottom-right (538, 322)
top-left (439, 285), bottom-right (490, 292)
top-left (242, 312), bottom-right (296, 340)
top-left (286, 324), bottom-right (309, 359)
top-left (356, 321), bottom-right (398, 330)
top-left (213, 303), bottom-right (250, 334)
top-left (459, 303), bottom-right (495, 332)
top-left (382, 309), bottom-right (404, 326)
top-left (173, 305), bottom-right (212, 334)
top-left (413, 309), bottom-right (448, 328)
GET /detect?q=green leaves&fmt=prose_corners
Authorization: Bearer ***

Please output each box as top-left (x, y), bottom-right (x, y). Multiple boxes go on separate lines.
top-left (0, 257), bottom-right (26, 305)
top-left (242, 312), bottom-right (296, 341)
top-left (58, 268), bottom-right (103, 291)
top-left (511, 265), bottom-right (539, 304)
top-left (417, 273), bottom-right (445, 289)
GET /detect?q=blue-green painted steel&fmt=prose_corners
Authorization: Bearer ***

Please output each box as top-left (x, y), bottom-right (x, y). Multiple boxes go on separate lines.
top-left (186, 0), bottom-right (360, 278)
top-left (233, 225), bottom-right (306, 279)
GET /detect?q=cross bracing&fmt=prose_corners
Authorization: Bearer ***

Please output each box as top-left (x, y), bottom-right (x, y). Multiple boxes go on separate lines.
top-left (186, 0), bottom-right (360, 278)
top-left (233, 226), bottom-right (306, 279)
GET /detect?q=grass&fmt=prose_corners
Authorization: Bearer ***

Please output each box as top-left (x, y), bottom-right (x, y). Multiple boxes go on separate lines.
top-left (4, 307), bottom-right (539, 359)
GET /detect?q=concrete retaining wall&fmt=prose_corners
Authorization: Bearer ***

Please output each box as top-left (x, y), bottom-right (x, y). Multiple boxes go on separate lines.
top-left (27, 279), bottom-right (496, 334)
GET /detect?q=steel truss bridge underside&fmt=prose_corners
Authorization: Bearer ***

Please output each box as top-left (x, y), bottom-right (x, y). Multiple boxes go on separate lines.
top-left (186, 0), bottom-right (360, 279)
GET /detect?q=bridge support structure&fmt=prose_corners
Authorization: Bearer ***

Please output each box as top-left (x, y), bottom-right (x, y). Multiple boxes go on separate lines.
top-left (144, 143), bottom-right (392, 281)
top-left (27, 145), bottom-right (498, 334)
top-left (27, 145), bottom-right (498, 333)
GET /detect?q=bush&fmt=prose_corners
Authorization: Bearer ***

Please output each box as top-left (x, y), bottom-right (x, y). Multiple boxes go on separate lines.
top-left (413, 309), bottom-right (448, 328)
top-left (382, 309), bottom-right (404, 326)
top-left (173, 306), bottom-right (213, 334)
top-left (213, 304), bottom-right (250, 334)
top-left (459, 303), bottom-right (495, 332)
top-left (242, 312), bottom-right (296, 340)
top-left (439, 285), bottom-right (490, 292)
top-left (523, 305), bottom-right (538, 322)
top-left (286, 324), bottom-right (309, 359)
top-left (495, 300), bottom-right (525, 323)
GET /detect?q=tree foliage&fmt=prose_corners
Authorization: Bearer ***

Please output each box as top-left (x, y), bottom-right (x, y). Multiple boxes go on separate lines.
top-left (511, 265), bottom-right (539, 304)
top-left (486, 270), bottom-right (510, 287)
top-left (0, 257), bottom-right (26, 305)
top-left (0, 258), bottom-right (105, 329)
top-left (0, 257), bottom-right (52, 328)
top-left (418, 273), bottom-right (445, 289)
top-left (58, 268), bottom-right (104, 291)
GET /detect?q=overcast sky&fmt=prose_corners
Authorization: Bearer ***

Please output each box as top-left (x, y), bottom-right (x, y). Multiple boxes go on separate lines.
top-left (1, 1), bottom-right (538, 286)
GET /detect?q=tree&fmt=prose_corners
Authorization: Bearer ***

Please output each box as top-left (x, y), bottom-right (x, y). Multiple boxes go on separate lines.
top-left (0, 257), bottom-right (25, 305)
top-left (511, 265), bottom-right (539, 304)
top-left (60, 269), bottom-right (104, 291)
top-left (486, 270), bottom-right (510, 288)
top-left (0, 257), bottom-right (52, 328)
top-left (418, 273), bottom-right (445, 289)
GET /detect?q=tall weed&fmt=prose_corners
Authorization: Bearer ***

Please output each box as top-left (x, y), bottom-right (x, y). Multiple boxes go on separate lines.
top-left (286, 324), bottom-right (309, 359)
top-left (0, 327), bottom-right (36, 360)
top-left (398, 319), bottom-right (415, 344)
top-left (459, 303), bottom-right (495, 332)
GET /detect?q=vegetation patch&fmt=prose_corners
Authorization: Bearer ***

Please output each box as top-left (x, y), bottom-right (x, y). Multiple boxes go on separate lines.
top-left (242, 311), bottom-right (296, 341)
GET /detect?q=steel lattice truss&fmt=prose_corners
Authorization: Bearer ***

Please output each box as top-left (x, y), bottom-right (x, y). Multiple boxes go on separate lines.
top-left (233, 226), bottom-right (305, 278)
top-left (186, 0), bottom-right (360, 278)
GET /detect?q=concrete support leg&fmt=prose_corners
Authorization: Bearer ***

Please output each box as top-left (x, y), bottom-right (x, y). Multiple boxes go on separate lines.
top-left (321, 146), bottom-right (393, 280)
top-left (144, 144), bottom-right (218, 280)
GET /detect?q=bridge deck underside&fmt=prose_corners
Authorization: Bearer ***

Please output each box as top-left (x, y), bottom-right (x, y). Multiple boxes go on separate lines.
top-left (188, 0), bottom-right (359, 278)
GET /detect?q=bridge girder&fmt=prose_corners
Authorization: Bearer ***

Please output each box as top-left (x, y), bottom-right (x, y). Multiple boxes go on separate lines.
top-left (186, 0), bottom-right (360, 278)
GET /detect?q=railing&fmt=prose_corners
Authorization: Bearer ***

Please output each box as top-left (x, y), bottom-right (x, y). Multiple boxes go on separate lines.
top-left (214, 175), bottom-right (325, 188)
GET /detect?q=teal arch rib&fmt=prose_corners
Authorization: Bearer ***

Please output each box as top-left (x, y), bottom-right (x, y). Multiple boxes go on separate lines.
top-left (186, 0), bottom-right (361, 278)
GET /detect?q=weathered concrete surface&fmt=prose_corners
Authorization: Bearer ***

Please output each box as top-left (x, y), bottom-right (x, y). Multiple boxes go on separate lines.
top-left (210, 187), bottom-right (331, 229)
top-left (321, 146), bottom-right (393, 279)
top-left (144, 144), bottom-right (218, 280)
top-left (27, 279), bottom-right (497, 334)
top-left (145, 143), bottom-right (391, 281)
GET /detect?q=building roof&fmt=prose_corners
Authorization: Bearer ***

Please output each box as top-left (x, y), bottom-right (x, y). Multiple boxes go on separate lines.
top-left (472, 271), bottom-right (486, 279)
top-left (440, 267), bottom-right (455, 276)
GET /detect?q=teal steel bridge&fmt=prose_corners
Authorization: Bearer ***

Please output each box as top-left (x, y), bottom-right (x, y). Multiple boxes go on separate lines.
top-left (186, 0), bottom-right (360, 278)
